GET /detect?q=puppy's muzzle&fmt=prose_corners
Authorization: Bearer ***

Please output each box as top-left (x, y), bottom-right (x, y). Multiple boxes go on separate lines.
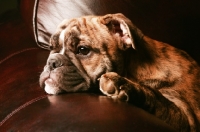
top-left (40, 53), bottom-right (91, 94)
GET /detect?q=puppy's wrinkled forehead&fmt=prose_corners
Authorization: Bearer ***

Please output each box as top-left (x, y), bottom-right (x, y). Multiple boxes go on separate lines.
top-left (55, 16), bottom-right (104, 52)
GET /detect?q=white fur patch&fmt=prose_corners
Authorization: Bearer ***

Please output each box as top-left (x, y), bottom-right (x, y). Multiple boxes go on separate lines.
top-left (44, 79), bottom-right (61, 95)
top-left (59, 29), bottom-right (66, 44)
top-left (59, 28), bottom-right (67, 55)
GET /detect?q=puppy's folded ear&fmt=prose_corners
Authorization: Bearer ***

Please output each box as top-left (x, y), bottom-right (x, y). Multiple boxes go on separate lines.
top-left (100, 13), bottom-right (143, 50)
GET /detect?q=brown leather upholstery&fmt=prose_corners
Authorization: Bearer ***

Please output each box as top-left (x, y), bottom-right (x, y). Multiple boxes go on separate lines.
top-left (0, 0), bottom-right (199, 131)
top-left (0, 94), bottom-right (176, 132)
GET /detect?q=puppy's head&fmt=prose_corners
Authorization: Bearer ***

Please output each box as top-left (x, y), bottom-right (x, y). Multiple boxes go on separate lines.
top-left (39, 13), bottom-right (143, 94)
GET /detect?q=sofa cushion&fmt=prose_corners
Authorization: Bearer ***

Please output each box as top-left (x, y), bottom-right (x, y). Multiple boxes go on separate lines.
top-left (34, 0), bottom-right (91, 49)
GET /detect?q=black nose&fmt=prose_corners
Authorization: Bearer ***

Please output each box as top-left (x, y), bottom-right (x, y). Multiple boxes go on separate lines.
top-left (48, 58), bottom-right (63, 70)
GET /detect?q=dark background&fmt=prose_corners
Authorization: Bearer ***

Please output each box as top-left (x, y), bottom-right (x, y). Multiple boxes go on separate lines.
top-left (0, 0), bottom-right (18, 15)
top-left (0, 0), bottom-right (20, 24)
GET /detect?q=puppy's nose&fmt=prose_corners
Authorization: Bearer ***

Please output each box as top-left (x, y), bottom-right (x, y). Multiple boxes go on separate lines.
top-left (46, 53), bottom-right (72, 71)
top-left (48, 59), bottom-right (63, 70)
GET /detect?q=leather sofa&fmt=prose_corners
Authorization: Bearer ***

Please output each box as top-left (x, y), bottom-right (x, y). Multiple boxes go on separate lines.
top-left (0, 0), bottom-right (199, 131)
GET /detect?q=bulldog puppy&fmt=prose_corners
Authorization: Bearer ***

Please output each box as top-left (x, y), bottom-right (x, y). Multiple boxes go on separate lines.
top-left (39, 13), bottom-right (200, 132)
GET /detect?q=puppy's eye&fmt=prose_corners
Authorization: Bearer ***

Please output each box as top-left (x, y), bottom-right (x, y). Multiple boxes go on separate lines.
top-left (77, 46), bottom-right (90, 55)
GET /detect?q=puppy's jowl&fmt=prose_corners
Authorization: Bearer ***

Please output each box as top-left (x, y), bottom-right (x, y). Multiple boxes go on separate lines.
top-left (40, 13), bottom-right (200, 132)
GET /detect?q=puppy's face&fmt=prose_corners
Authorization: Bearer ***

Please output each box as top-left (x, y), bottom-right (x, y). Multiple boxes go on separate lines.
top-left (39, 13), bottom-right (139, 94)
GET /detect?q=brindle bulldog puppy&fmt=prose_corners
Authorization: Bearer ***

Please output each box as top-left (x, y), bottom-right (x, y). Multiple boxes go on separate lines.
top-left (39, 13), bottom-right (200, 132)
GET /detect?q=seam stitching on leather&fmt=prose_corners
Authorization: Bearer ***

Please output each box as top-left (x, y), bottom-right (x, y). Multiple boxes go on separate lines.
top-left (0, 48), bottom-right (39, 65)
top-left (0, 95), bottom-right (48, 126)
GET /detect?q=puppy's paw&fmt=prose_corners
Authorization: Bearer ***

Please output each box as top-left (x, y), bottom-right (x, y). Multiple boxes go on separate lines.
top-left (99, 72), bottom-right (130, 101)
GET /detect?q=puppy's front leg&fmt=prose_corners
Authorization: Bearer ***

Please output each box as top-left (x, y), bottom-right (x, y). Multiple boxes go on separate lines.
top-left (99, 72), bottom-right (190, 131)
top-left (99, 72), bottom-right (154, 104)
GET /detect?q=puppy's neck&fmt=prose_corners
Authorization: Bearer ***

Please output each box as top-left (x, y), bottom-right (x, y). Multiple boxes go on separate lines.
top-left (123, 36), bottom-right (156, 79)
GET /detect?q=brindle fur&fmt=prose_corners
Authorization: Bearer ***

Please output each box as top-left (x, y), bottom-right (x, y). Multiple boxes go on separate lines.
top-left (40, 13), bottom-right (200, 132)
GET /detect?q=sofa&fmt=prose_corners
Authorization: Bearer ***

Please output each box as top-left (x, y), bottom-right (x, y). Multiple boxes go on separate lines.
top-left (0, 0), bottom-right (199, 131)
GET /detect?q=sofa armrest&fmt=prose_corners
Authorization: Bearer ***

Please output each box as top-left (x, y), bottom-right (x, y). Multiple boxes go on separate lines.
top-left (0, 93), bottom-right (176, 132)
